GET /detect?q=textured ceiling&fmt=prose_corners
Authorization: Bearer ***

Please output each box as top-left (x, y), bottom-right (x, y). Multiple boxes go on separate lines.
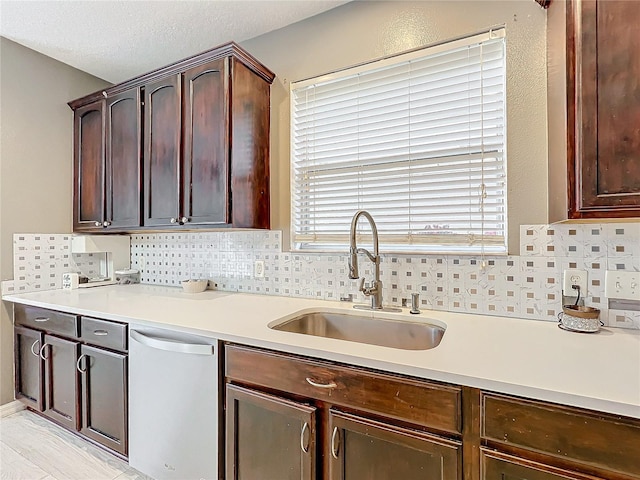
top-left (0, 0), bottom-right (349, 83)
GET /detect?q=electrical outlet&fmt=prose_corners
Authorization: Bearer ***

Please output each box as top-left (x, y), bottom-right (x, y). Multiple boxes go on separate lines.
top-left (254, 260), bottom-right (265, 279)
top-left (605, 270), bottom-right (640, 301)
top-left (563, 269), bottom-right (588, 296)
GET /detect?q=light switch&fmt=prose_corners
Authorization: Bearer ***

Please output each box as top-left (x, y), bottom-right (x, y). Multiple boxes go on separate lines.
top-left (605, 271), bottom-right (640, 301)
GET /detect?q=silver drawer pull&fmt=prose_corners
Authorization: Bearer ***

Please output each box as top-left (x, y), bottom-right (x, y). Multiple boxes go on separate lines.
top-left (93, 330), bottom-right (109, 336)
top-left (34, 317), bottom-right (49, 322)
top-left (39, 343), bottom-right (50, 360)
top-left (30, 339), bottom-right (40, 357)
top-left (331, 427), bottom-right (340, 459)
top-left (305, 377), bottom-right (337, 389)
top-left (76, 354), bottom-right (88, 373)
top-left (300, 422), bottom-right (310, 453)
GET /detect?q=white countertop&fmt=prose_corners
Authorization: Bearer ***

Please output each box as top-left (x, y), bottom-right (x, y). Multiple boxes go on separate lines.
top-left (4, 285), bottom-right (640, 419)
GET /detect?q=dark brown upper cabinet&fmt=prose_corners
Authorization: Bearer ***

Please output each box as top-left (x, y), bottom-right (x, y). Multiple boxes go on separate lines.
top-left (72, 88), bottom-right (141, 232)
top-left (144, 56), bottom-right (271, 228)
top-left (144, 75), bottom-right (182, 227)
top-left (567, 0), bottom-right (640, 218)
top-left (182, 60), bottom-right (229, 226)
top-left (70, 42), bottom-right (274, 232)
top-left (144, 58), bottom-right (230, 227)
top-left (73, 100), bottom-right (105, 231)
top-left (106, 89), bottom-right (142, 229)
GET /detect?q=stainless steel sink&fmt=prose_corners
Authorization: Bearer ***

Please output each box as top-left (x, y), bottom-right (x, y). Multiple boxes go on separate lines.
top-left (270, 312), bottom-right (445, 351)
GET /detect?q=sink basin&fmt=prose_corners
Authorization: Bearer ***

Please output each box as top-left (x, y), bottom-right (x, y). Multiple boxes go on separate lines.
top-left (270, 311), bottom-right (445, 351)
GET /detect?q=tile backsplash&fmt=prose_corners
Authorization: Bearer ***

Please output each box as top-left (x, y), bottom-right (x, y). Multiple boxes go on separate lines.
top-left (3, 224), bottom-right (640, 329)
top-left (3, 234), bottom-right (105, 294)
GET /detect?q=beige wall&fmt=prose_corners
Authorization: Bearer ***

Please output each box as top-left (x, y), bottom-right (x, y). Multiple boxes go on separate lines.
top-left (547, 0), bottom-right (568, 223)
top-left (242, 0), bottom-right (548, 254)
top-left (0, 38), bottom-right (110, 405)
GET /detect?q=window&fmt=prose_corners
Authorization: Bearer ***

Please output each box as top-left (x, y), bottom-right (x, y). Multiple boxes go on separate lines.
top-left (290, 29), bottom-right (507, 254)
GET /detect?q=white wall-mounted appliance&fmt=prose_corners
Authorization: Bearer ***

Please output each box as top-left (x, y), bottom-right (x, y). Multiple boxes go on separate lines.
top-left (70, 235), bottom-right (130, 287)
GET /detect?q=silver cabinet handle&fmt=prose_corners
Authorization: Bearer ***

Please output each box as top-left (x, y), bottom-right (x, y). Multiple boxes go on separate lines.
top-left (305, 377), bottom-right (337, 389)
top-left (102, 91), bottom-right (107, 98)
top-left (300, 422), bottom-right (310, 453)
top-left (30, 339), bottom-right (40, 357)
top-left (331, 427), bottom-right (340, 459)
top-left (102, 220), bottom-right (111, 227)
top-left (39, 343), bottom-right (49, 360)
top-left (93, 330), bottom-right (108, 336)
top-left (130, 330), bottom-right (214, 355)
top-left (181, 217), bottom-right (189, 223)
top-left (34, 317), bottom-right (49, 323)
top-left (76, 354), bottom-right (88, 373)
top-left (170, 217), bottom-right (177, 224)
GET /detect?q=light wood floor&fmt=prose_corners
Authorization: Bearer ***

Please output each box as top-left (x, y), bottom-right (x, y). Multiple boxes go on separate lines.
top-left (0, 410), bottom-right (152, 480)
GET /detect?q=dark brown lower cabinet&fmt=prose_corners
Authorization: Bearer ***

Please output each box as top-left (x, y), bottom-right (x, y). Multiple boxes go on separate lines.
top-left (226, 384), bottom-right (316, 480)
top-left (481, 450), bottom-right (602, 480)
top-left (481, 392), bottom-right (640, 479)
top-left (225, 344), bottom-right (463, 480)
top-left (14, 326), bottom-right (44, 411)
top-left (225, 344), bottom-right (640, 480)
top-left (13, 306), bottom-right (128, 459)
top-left (42, 334), bottom-right (79, 430)
top-left (328, 410), bottom-right (461, 480)
top-left (79, 345), bottom-right (128, 456)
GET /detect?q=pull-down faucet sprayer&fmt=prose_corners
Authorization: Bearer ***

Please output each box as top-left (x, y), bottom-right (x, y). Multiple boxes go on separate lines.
top-left (348, 210), bottom-right (400, 312)
top-left (348, 210), bottom-right (378, 280)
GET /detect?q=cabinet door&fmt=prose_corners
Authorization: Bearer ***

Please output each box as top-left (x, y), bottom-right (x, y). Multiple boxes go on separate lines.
top-left (226, 384), bottom-right (316, 480)
top-left (482, 392), bottom-right (640, 478)
top-left (481, 450), bottom-right (604, 480)
top-left (73, 100), bottom-right (105, 231)
top-left (14, 326), bottom-right (44, 411)
top-left (328, 410), bottom-right (460, 480)
top-left (144, 75), bottom-right (182, 226)
top-left (182, 58), bottom-right (229, 226)
top-left (568, 0), bottom-right (640, 217)
top-left (105, 89), bottom-right (141, 229)
top-left (79, 345), bottom-right (127, 456)
top-left (42, 335), bottom-right (79, 430)
top-left (229, 58), bottom-right (271, 229)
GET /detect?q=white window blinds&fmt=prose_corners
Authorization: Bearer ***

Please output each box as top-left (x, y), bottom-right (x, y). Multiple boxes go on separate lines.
top-left (291, 29), bottom-right (507, 254)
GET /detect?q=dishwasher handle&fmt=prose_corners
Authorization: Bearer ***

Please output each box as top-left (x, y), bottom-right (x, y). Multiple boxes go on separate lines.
top-left (130, 330), bottom-right (215, 355)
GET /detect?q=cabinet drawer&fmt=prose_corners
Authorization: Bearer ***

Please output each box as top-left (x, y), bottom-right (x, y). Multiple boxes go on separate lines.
top-left (481, 449), bottom-right (604, 480)
top-left (482, 393), bottom-right (640, 477)
top-left (15, 305), bottom-right (78, 338)
top-left (80, 317), bottom-right (127, 352)
top-left (225, 344), bottom-right (461, 434)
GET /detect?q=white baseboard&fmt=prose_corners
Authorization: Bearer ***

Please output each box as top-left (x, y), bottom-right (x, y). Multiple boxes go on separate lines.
top-left (1, 400), bottom-right (25, 418)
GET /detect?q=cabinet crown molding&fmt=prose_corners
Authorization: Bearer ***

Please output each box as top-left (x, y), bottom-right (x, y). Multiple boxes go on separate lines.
top-left (68, 41), bottom-right (275, 109)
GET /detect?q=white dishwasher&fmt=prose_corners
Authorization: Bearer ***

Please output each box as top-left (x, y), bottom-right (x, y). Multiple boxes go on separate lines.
top-left (129, 325), bottom-right (218, 480)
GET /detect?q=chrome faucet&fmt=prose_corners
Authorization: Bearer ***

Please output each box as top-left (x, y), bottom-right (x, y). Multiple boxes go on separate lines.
top-left (348, 210), bottom-right (384, 310)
